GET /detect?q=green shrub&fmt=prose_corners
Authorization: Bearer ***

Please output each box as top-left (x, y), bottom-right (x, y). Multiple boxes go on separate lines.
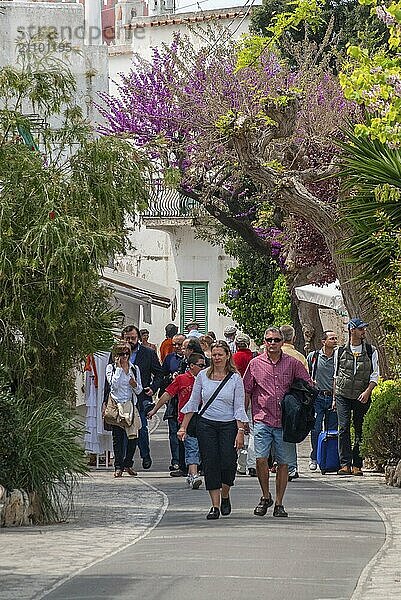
top-left (362, 379), bottom-right (401, 468)
top-left (0, 387), bottom-right (24, 490)
top-left (0, 376), bottom-right (88, 523)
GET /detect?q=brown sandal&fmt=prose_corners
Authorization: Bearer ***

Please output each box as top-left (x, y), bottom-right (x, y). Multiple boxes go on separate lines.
top-left (254, 494), bottom-right (273, 516)
top-left (125, 468), bottom-right (137, 476)
top-left (114, 469), bottom-right (123, 478)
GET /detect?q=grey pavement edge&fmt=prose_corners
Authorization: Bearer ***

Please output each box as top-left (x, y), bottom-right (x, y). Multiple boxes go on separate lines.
top-left (302, 466), bottom-right (401, 600)
top-left (0, 419), bottom-right (399, 600)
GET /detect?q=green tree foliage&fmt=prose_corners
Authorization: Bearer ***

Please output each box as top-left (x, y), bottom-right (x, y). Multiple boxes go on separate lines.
top-left (219, 241), bottom-right (291, 344)
top-left (339, 130), bottom-right (401, 368)
top-left (251, 0), bottom-right (386, 56)
top-left (362, 379), bottom-right (401, 467)
top-left (339, 0), bottom-right (401, 146)
top-left (0, 40), bottom-right (148, 520)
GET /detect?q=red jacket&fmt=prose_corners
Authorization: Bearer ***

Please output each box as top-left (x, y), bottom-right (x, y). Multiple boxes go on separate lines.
top-left (232, 348), bottom-right (254, 377)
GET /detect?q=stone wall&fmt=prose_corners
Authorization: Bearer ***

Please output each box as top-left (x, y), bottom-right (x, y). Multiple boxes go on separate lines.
top-left (0, 485), bottom-right (39, 527)
top-left (385, 460), bottom-right (401, 487)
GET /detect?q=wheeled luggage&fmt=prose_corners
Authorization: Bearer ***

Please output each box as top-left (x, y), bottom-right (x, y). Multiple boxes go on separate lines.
top-left (317, 429), bottom-right (340, 474)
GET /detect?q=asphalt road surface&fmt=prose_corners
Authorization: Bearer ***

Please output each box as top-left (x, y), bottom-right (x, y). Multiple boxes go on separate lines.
top-left (44, 421), bottom-right (384, 600)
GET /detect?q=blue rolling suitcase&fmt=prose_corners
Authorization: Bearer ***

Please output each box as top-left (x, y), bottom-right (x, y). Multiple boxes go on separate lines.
top-left (317, 429), bottom-right (340, 474)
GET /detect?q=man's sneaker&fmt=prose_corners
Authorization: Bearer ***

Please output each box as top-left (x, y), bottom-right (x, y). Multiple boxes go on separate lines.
top-left (309, 460), bottom-right (317, 471)
top-left (352, 467), bottom-right (363, 476)
top-left (248, 467), bottom-right (257, 477)
top-left (170, 469), bottom-right (185, 477)
top-left (288, 471), bottom-right (299, 482)
top-left (185, 474), bottom-right (192, 486)
top-left (273, 504), bottom-right (288, 517)
top-left (337, 466), bottom-right (352, 475)
top-left (191, 475), bottom-right (202, 489)
top-left (142, 457), bottom-right (152, 470)
top-left (169, 464), bottom-right (180, 472)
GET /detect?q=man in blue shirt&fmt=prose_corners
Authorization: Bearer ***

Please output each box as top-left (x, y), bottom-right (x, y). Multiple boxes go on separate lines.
top-left (307, 330), bottom-right (338, 471)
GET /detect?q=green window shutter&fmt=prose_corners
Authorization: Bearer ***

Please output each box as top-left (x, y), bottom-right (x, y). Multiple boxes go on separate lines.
top-left (180, 282), bottom-right (208, 334)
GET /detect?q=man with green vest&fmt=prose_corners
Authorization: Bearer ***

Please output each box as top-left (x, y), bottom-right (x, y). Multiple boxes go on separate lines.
top-left (333, 318), bottom-right (379, 475)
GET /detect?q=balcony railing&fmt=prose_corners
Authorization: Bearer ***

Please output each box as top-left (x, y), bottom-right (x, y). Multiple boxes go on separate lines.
top-left (141, 184), bottom-right (205, 219)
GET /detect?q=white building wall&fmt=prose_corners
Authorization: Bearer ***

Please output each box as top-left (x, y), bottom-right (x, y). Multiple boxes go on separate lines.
top-left (0, 2), bottom-right (108, 126)
top-left (115, 225), bottom-right (236, 343)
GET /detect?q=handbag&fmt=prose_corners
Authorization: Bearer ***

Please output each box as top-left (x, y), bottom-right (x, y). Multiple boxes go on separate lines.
top-left (163, 395), bottom-right (178, 421)
top-left (104, 394), bottom-right (120, 426)
top-left (186, 372), bottom-right (234, 438)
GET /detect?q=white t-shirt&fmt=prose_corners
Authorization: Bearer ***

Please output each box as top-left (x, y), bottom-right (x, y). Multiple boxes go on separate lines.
top-left (182, 369), bottom-right (248, 422)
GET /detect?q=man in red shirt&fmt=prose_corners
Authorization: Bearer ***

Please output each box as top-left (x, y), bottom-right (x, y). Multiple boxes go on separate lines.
top-left (147, 353), bottom-right (206, 488)
top-left (243, 326), bottom-right (312, 518)
top-left (232, 333), bottom-right (254, 376)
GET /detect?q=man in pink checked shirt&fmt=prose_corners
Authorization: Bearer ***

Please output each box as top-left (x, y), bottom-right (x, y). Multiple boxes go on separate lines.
top-left (243, 326), bottom-right (312, 518)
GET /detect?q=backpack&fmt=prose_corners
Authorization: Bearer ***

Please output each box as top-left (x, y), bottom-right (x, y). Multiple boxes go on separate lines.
top-left (309, 350), bottom-right (320, 381)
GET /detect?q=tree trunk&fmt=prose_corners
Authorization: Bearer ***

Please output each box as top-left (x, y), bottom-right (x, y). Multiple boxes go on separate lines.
top-left (230, 145), bottom-right (392, 376)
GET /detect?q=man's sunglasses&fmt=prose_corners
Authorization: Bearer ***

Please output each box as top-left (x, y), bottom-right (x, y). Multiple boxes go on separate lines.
top-left (265, 337), bottom-right (283, 343)
top-left (194, 362), bottom-right (206, 368)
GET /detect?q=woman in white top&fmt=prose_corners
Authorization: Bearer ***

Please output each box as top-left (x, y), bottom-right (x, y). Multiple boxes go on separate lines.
top-left (106, 343), bottom-right (142, 478)
top-left (179, 340), bottom-right (248, 520)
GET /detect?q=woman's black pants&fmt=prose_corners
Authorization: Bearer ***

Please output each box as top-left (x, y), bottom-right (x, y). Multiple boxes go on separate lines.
top-left (197, 417), bottom-right (237, 490)
top-left (112, 425), bottom-right (137, 470)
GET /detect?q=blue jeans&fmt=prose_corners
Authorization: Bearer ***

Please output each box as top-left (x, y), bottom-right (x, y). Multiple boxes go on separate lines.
top-left (184, 435), bottom-right (200, 466)
top-left (254, 422), bottom-right (290, 465)
top-left (310, 393), bottom-right (338, 461)
top-left (282, 441), bottom-right (297, 473)
top-left (168, 418), bottom-right (180, 465)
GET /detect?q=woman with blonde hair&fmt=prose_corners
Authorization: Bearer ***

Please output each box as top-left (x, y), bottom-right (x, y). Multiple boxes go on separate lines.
top-left (178, 340), bottom-right (248, 520)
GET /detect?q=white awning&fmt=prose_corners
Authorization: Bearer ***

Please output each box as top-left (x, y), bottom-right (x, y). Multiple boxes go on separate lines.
top-left (295, 281), bottom-right (347, 314)
top-left (101, 267), bottom-right (177, 323)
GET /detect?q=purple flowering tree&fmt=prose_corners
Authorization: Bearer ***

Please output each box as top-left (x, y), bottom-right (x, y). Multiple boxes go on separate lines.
top-left (98, 33), bottom-right (387, 360)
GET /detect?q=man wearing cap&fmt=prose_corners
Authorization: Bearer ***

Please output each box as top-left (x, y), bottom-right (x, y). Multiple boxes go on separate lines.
top-left (185, 321), bottom-right (203, 339)
top-left (232, 333), bottom-right (253, 376)
top-left (224, 325), bottom-right (237, 353)
top-left (334, 318), bottom-right (379, 476)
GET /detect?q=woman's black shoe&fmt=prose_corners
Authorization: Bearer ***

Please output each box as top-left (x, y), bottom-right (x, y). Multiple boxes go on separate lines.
top-left (206, 507), bottom-right (220, 520)
top-left (220, 496), bottom-right (231, 516)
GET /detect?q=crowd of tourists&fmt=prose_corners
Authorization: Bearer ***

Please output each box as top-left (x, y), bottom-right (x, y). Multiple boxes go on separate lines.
top-left (103, 317), bottom-right (379, 520)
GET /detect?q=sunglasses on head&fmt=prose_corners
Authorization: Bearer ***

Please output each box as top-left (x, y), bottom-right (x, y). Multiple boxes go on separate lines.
top-left (265, 337), bottom-right (282, 343)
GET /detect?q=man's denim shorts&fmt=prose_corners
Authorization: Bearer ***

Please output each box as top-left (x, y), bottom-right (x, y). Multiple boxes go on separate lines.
top-left (184, 434), bottom-right (200, 466)
top-left (253, 421), bottom-right (288, 465)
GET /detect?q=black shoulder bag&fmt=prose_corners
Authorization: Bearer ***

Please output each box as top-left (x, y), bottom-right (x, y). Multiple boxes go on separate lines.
top-left (186, 372), bottom-right (234, 438)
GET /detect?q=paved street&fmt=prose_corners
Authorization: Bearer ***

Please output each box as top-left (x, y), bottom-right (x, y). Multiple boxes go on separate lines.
top-left (1, 420), bottom-right (400, 600)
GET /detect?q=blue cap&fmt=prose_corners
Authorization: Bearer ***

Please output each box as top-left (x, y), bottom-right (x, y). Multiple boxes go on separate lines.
top-left (348, 317), bottom-right (368, 330)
